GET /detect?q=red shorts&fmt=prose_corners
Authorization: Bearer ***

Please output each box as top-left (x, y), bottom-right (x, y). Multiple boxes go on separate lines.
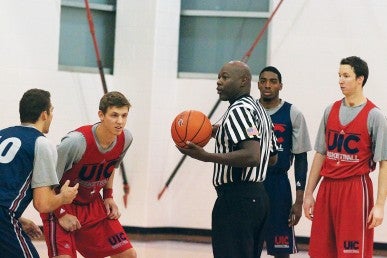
top-left (41, 196), bottom-right (133, 258)
top-left (309, 174), bottom-right (374, 258)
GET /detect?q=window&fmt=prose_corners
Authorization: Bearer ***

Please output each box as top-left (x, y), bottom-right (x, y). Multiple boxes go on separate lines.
top-left (178, 0), bottom-right (270, 77)
top-left (59, 0), bottom-right (116, 74)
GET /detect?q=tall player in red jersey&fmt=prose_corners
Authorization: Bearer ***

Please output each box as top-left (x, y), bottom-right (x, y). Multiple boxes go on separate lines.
top-left (40, 91), bottom-right (137, 258)
top-left (303, 56), bottom-right (387, 258)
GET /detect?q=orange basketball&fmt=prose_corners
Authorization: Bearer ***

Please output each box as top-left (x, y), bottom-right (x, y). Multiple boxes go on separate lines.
top-left (171, 110), bottom-right (212, 148)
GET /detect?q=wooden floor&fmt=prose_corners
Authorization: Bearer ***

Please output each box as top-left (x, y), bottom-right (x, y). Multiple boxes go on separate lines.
top-left (32, 240), bottom-right (307, 257)
top-left (33, 240), bottom-right (387, 258)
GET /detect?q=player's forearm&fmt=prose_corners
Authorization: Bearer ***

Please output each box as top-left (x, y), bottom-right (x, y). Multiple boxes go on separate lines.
top-left (294, 190), bottom-right (304, 204)
top-left (206, 150), bottom-right (260, 167)
top-left (207, 140), bottom-right (262, 167)
top-left (269, 154), bottom-right (277, 166)
top-left (33, 187), bottom-right (67, 213)
top-left (105, 170), bottom-right (116, 189)
top-left (375, 161), bottom-right (387, 207)
top-left (304, 152), bottom-right (324, 196)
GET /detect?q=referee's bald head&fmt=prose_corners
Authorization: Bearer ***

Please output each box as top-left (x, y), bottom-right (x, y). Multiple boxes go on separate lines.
top-left (225, 60), bottom-right (252, 89)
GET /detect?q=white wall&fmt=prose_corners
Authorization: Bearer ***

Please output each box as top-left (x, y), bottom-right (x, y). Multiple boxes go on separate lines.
top-left (2, 0), bottom-right (387, 243)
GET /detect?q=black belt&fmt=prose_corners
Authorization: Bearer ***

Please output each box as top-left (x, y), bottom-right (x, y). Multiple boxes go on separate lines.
top-left (215, 182), bottom-right (264, 198)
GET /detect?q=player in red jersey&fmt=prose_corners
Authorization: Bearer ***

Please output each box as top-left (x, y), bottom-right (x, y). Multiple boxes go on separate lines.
top-left (40, 91), bottom-right (136, 258)
top-left (303, 56), bottom-right (387, 258)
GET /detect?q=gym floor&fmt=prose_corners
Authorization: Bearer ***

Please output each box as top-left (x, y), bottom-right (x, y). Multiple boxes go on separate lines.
top-left (33, 240), bottom-right (387, 258)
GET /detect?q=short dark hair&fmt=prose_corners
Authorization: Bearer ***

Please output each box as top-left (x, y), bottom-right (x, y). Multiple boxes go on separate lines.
top-left (99, 91), bottom-right (131, 114)
top-left (19, 88), bottom-right (51, 123)
top-left (340, 56), bottom-right (369, 86)
top-left (259, 66), bottom-right (282, 83)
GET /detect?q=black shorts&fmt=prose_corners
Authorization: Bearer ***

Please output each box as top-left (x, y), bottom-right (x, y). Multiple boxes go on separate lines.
top-left (212, 182), bottom-right (269, 258)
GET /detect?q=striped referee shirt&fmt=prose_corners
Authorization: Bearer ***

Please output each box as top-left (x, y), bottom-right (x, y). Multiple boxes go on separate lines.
top-left (213, 95), bottom-right (278, 187)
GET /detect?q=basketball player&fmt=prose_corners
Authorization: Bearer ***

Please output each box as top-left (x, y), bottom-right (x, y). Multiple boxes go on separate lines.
top-left (303, 56), bottom-right (387, 257)
top-left (0, 88), bottom-right (79, 258)
top-left (177, 61), bottom-right (278, 258)
top-left (257, 66), bottom-right (311, 258)
top-left (40, 91), bottom-right (137, 258)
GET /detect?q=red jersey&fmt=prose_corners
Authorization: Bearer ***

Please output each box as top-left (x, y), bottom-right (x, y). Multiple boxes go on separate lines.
top-left (321, 100), bottom-right (376, 178)
top-left (60, 125), bottom-right (125, 204)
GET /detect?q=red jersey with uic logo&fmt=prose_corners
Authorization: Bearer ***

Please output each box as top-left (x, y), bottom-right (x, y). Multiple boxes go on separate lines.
top-left (59, 125), bottom-right (125, 204)
top-left (321, 99), bottom-right (376, 178)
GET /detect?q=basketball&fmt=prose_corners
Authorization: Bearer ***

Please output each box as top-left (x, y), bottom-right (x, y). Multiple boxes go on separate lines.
top-left (171, 110), bottom-right (212, 148)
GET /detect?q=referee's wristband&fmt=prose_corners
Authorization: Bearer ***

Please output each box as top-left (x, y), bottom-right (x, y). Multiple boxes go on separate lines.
top-left (103, 188), bottom-right (113, 199)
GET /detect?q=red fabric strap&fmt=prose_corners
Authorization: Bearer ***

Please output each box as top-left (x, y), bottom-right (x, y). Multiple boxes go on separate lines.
top-left (53, 206), bottom-right (68, 219)
top-left (103, 188), bottom-right (113, 199)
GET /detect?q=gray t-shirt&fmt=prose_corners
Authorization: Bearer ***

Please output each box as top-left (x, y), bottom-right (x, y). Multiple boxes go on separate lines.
top-left (28, 128), bottom-right (59, 188)
top-left (56, 124), bottom-right (133, 180)
top-left (265, 100), bottom-right (312, 154)
top-left (315, 99), bottom-right (387, 162)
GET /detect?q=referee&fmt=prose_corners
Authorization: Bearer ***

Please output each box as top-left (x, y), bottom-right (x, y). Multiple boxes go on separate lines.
top-left (177, 60), bottom-right (278, 258)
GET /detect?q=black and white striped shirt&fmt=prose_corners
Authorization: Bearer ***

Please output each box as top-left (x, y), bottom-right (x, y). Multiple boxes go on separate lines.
top-left (213, 95), bottom-right (278, 187)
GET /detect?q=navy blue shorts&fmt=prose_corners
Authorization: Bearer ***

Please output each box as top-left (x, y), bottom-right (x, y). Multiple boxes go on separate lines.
top-left (263, 172), bottom-right (298, 255)
top-left (0, 207), bottom-right (39, 258)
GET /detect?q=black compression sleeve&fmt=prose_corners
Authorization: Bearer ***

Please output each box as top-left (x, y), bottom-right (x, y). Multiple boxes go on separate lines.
top-left (294, 152), bottom-right (308, 191)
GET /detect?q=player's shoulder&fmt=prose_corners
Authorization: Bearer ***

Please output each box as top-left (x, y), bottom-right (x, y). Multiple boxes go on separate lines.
top-left (65, 130), bottom-right (85, 140)
top-left (58, 131), bottom-right (86, 148)
top-left (35, 135), bottom-right (51, 146)
top-left (369, 106), bottom-right (386, 120)
top-left (324, 102), bottom-right (336, 115)
top-left (35, 135), bottom-right (56, 155)
top-left (123, 128), bottom-right (133, 140)
top-left (288, 102), bottom-right (304, 115)
top-left (275, 100), bottom-right (301, 117)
